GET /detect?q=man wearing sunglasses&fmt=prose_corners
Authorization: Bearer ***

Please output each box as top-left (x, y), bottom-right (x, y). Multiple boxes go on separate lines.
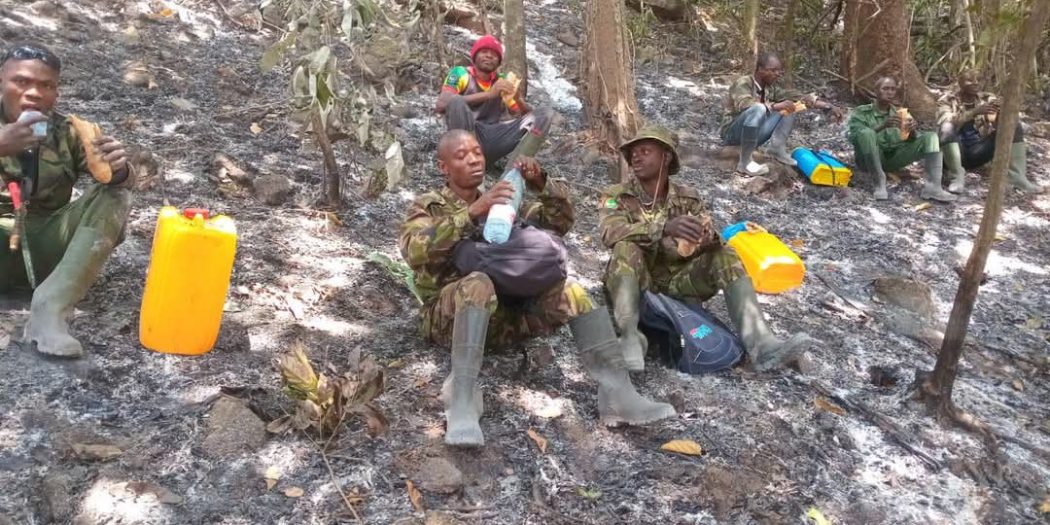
top-left (0, 44), bottom-right (133, 357)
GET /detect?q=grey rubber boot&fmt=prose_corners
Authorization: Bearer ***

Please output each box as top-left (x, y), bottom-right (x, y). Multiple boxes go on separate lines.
top-left (859, 151), bottom-right (889, 200)
top-left (737, 123), bottom-right (769, 175)
top-left (920, 152), bottom-right (958, 202)
top-left (943, 142), bottom-right (967, 193)
top-left (442, 306), bottom-right (488, 447)
top-left (1007, 143), bottom-right (1044, 194)
top-left (571, 309), bottom-right (676, 426)
top-left (766, 114), bottom-right (797, 166)
top-left (24, 227), bottom-right (115, 357)
top-left (612, 276), bottom-right (647, 372)
top-left (724, 277), bottom-right (814, 371)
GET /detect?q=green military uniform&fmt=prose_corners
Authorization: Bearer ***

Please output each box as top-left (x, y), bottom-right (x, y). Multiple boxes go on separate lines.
top-left (599, 178), bottom-right (745, 304)
top-left (846, 102), bottom-right (938, 173)
top-left (0, 105), bottom-right (130, 291)
top-left (399, 179), bottom-right (592, 349)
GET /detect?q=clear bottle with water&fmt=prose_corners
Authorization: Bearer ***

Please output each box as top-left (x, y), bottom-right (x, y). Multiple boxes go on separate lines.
top-left (482, 167), bottom-right (525, 244)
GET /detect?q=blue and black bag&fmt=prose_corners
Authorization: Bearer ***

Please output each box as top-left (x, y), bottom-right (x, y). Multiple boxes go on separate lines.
top-left (638, 291), bottom-right (743, 374)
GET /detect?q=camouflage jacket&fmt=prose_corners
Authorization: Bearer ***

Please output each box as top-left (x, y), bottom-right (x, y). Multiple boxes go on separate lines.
top-left (721, 75), bottom-right (803, 133)
top-left (0, 104), bottom-right (95, 217)
top-left (599, 178), bottom-right (718, 280)
top-left (399, 179), bottom-right (574, 304)
top-left (936, 90), bottom-right (998, 138)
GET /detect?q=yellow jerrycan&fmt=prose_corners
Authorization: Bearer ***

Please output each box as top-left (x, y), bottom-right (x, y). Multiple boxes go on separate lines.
top-left (139, 207), bottom-right (237, 355)
top-left (720, 221), bottom-right (805, 294)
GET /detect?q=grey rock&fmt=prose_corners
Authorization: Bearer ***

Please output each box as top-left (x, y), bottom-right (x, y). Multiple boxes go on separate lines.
top-left (201, 396), bottom-right (267, 457)
top-left (253, 174), bottom-right (294, 206)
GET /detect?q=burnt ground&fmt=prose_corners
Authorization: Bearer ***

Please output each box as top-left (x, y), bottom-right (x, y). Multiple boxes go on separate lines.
top-left (0, 0), bottom-right (1048, 524)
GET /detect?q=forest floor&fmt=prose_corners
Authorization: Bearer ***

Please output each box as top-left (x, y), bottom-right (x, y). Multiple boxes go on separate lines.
top-left (0, 0), bottom-right (1048, 524)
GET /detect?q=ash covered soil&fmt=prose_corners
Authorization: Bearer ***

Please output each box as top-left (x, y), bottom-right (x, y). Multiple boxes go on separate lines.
top-left (1, 0), bottom-right (1048, 524)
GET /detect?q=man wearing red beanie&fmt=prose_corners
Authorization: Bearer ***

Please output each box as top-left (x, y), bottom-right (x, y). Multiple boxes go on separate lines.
top-left (435, 35), bottom-right (544, 168)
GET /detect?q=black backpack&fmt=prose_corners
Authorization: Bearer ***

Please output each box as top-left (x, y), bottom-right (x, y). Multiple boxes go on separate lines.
top-left (638, 291), bottom-right (743, 374)
top-left (452, 224), bottom-right (568, 298)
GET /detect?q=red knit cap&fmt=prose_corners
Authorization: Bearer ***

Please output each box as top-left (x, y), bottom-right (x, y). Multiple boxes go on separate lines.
top-left (470, 35), bottom-right (503, 63)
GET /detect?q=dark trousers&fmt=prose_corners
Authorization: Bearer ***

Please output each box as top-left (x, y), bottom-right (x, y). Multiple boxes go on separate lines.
top-left (942, 121), bottom-right (1024, 170)
top-left (444, 95), bottom-right (529, 168)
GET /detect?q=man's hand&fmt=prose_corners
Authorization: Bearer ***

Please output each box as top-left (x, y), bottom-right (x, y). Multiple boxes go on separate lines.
top-left (977, 103), bottom-right (999, 116)
top-left (904, 119), bottom-right (918, 134)
top-left (663, 215), bottom-right (713, 244)
top-left (771, 100), bottom-right (796, 113)
top-left (490, 78), bottom-right (516, 99)
top-left (0, 114), bottom-right (47, 157)
top-left (94, 136), bottom-right (128, 175)
top-left (515, 156), bottom-right (545, 191)
top-left (468, 180), bottom-right (515, 221)
top-left (879, 114), bottom-right (902, 132)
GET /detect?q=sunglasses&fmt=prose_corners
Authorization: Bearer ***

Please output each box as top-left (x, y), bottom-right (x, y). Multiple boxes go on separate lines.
top-left (2, 45), bottom-right (62, 72)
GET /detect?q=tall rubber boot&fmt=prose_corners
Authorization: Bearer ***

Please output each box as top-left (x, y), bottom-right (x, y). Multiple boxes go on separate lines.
top-left (1007, 143), bottom-right (1044, 194)
top-left (611, 276), bottom-right (647, 372)
top-left (570, 309), bottom-right (676, 426)
top-left (442, 306), bottom-right (488, 447)
top-left (861, 152), bottom-right (890, 200)
top-left (724, 277), bottom-right (814, 371)
top-left (737, 122), bottom-right (769, 176)
top-left (504, 107), bottom-right (553, 166)
top-left (920, 152), bottom-right (958, 203)
top-left (943, 142), bottom-right (967, 193)
top-left (765, 114), bottom-right (797, 166)
top-left (24, 227), bottom-right (115, 357)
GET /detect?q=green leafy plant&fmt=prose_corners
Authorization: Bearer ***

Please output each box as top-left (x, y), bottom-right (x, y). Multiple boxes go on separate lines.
top-left (367, 251), bottom-right (423, 304)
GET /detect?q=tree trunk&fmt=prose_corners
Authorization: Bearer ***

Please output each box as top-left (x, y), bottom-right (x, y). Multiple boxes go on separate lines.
top-left (580, 0), bottom-right (640, 182)
top-left (922, 2), bottom-right (1050, 418)
top-left (503, 0), bottom-right (528, 99)
top-left (841, 0), bottom-right (937, 120)
top-left (742, 0), bottom-right (759, 67)
top-left (313, 110), bottom-right (341, 208)
top-left (779, 0), bottom-right (800, 87)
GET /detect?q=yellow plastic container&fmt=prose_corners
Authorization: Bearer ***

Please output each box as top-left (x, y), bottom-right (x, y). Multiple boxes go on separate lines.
top-left (721, 222), bottom-right (804, 294)
top-left (139, 206), bottom-right (237, 355)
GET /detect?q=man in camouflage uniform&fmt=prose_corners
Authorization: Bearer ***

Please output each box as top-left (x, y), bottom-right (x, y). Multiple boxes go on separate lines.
top-left (1, 45), bottom-right (133, 357)
top-left (847, 77), bottom-right (956, 202)
top-left (721, 52), bottom-right (841, 175)
top-left (938, 69), bottom-right (1043, 194)
top-left (600, 124), bottom-right (813, 373)
top-left (400, 129), bottom-right (674, 447)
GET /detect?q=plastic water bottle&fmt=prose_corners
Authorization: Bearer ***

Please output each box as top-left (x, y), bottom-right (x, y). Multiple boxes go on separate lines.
top-left (482, 167), bottom-right (525, 244)
top-left (18, 110), bottom-right (48, 137)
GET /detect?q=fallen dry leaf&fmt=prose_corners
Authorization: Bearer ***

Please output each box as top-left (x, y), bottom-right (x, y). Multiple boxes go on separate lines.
top-left (250, 123), bottom-right (263, 135)
top-left (126, 481), bottom-right (184, 504)
top-left (71, 443), bottom-right (123, 461)
top-left (814, 396), bottom-right (847, 416)
top-left (1012, 379), bottom-right (1024, 392)
top-left (526, 428), bottom-right (548, 454)
top-left (659, 439), bottom-right (703, 456)
top-left (914, 202), bottom-right (932, 212)
top-left (266, 415), bottom-right (293, 435)
top-left (789, 238), bottom-right (805, 250)
top-left (264, 466), bottom-right (280, 490)
top-left (1038, 496), bottom-right (1050, 513)
top-left (354, 403), bottom-right (389, 438)
top-left (406, 479), bottom-right (424, 512)
top-left (284, 486), bottom-right (304, 498)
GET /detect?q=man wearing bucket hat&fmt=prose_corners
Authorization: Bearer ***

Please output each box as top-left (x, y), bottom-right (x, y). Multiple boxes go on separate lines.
top-left (721, 52), bottom-right (842, 176)
top-left (435, 35), bottom-right (545, 168)
top-left (600, 124), bottom-right (814, 372)
top-left (0, 44), bottom-right (133, 358)
top-left (400, 129), bottom-right (675, 447)
top-left (937, 70), bottom-right (1043, 194)
top-left (847, 76), bottom-right (957, 202)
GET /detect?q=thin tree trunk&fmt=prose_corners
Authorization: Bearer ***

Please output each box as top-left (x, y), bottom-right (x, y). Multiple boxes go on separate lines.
top-left (922, 1), bottom-right (1050, 418)
top-left (503, 0), bottom-right (528, 99)
top-left (742, 0), bottom-right (759, 66)
top-left (580, 0), bottom-right (640, 182)
top-left (779, 0), bottom-right (800, 87)
top-left (961, 0), bottom-right (977, 68)
top-left (313, 110), bottom-right (341, 208)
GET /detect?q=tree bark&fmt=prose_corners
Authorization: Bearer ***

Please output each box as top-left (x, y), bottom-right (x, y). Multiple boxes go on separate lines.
top-left (580, 0), bottom-right (640, 182)
top-left (922, 1), bottom-right (1050, 416)
top-left (503, 0), bottom-right (528, 99)
top-left (742, 0), bottom-right (759, 67)
top-left (778, 0), bottom-right (800, 87)
top-left (841, 0), bottom-right (938, 120)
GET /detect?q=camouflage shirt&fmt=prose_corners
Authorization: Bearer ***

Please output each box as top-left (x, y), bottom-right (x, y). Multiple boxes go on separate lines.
top-left (599, 178), bottom-right (718, 284)
top-left (400, 178), bottom-right (574, 304)
top-left (720, 75), bottom-right (803, 133)
top-left (936, 90), bottom-right (998, 140)
top-left (0, 103), bottom-right (94, 217)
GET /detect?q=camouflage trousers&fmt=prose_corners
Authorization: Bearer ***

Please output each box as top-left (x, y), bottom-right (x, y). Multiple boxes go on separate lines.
top-left (421, 271), bottom-right (594, 349)
top-left (604, 241), bottom-right (746, 303)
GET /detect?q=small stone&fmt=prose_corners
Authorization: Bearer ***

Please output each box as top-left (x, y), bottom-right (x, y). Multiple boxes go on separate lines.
top-left (252, 174), bottom-right (294, 206)
top-left (873, 277), bottom-right (936, 320)
top-left (412, 457), bottom-right (463, 494)
top-left (201, 396), bottom-right (267, 457)
top-left (41, 472), bottom-right (74, 522)
top-left (556, 32), bottom-right (579, 47)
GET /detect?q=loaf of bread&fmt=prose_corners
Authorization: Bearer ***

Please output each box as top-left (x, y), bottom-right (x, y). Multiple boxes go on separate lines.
top-left (69, 115), bottom-right (113, 183)
top-left (677, 238), bottom-right (698, 257)
top-left (897, 108), bottom-right (912, 141)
